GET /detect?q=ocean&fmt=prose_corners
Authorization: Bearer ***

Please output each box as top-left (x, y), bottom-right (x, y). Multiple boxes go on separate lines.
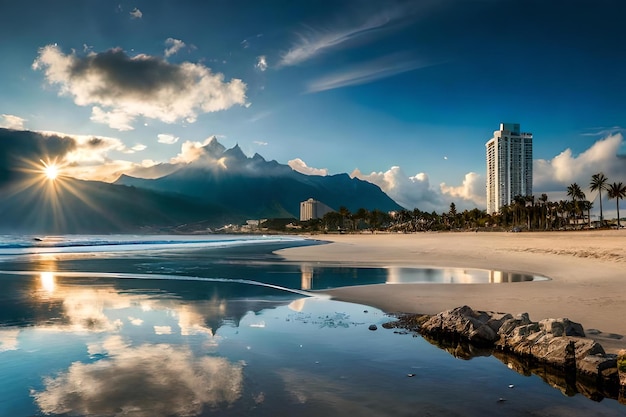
top-left (0, 234), bottom-right (623, 416)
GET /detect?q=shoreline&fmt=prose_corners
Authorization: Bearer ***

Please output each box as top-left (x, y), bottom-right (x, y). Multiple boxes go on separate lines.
top-left (277, 230), bottom-right (626, 353)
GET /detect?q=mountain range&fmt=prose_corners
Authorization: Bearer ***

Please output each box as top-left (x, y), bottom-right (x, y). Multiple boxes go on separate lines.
top-left (115, 137), bottom-right (403, 220)
top-left (0, 135), bottom-right (403, 233)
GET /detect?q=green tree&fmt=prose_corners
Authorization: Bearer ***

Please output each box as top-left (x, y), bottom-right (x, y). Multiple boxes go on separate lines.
top-left (512, 195), bottom-right (526, 226)
top-left (322, 211), bottom-right (343, 231)
top-left (368, 209), bottom-right (390, 231)
top-left (607, 182), bottom-right (626, 228)
top-left (338, 206), bottom-right (352, 230)
top-left (353, 208), bottom-right (370, 231)
top-left (525, 195), bottom-right (534, 229)
top-left (538, 193), bottom-right (548, 230)
top-left (448, 203), bottom-right (457, 228)
top-left (580, 200), bottom-right (593, 228)
top-left (566, 183), bottom-right (585, 223)
top-left (590, 173), bottom-right (608, 226)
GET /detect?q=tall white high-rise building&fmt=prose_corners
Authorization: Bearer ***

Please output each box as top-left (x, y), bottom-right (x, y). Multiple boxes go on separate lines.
top-left (300, 198), bottom-right (333, 221)
top-left (486, 123), bottom-right (533, 214)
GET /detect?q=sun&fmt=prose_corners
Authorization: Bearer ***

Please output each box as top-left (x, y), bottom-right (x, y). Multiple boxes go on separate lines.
top-left (44, 164), bottom-right (59, 180)
top-left (40, 159), bottom-right (61, 181)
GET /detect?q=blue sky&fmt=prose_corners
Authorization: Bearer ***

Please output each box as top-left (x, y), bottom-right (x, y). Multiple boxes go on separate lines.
top-left (1, 0), bottom-right (625, 213)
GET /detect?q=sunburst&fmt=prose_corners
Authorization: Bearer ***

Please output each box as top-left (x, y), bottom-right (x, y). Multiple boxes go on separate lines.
top-left (41, 159), bottom-right (61, 180)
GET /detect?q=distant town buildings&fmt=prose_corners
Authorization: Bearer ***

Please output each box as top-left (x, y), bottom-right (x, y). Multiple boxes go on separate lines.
top-left (486, 123), bottom-right (533, 214)
top-left (300, 198), bottom-right (333, 221)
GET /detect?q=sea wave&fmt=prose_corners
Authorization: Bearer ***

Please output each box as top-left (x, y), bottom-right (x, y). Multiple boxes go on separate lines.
top-left (0, 234), bottom-right (305, 257)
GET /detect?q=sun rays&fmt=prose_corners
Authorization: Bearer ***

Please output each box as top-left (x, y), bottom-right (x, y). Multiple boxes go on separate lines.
top-left (42, 160), bottom-right (59, 180)
top-left (2, 156), bottom-right (124, 232)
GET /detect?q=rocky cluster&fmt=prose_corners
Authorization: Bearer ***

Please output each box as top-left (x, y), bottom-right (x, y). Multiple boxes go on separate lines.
top-left (390, 305), bottom-right (626, 403)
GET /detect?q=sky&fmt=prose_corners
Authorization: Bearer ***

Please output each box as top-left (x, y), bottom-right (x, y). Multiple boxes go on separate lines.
top-left (1, 0), bottom-right (625, 214)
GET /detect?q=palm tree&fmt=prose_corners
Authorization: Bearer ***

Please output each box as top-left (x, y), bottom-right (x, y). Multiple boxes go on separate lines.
top-left (590, 173), bottom-right (608, 226)
top-left (338, 206), bottom-right (351, 231)
top-left (512, 195), bottom-right (525, 226)
top-left (607, 182), bottom-right (626, 228)
top-left (566, 183), bottom-right (585, 224)
top-left (539, 193), bottom-right (548, 229)
top-left (353, 208), bottom-right (370, 231)
top-left (580, 200), bottom-right (593, 228)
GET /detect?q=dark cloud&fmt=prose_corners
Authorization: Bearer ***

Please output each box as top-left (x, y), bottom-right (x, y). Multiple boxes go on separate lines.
top-left (33, 45), bottom-right (247, 130)
top-left (86, 137), bottom-right (105, 147)
top-left (0, 128), bottom-right (76, 182)
top-left (69, 48), bottom-right (184, 99)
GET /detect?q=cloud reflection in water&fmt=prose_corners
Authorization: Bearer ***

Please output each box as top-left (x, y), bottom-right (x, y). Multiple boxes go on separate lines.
top-left (33, 342), bottom-right (244, 417)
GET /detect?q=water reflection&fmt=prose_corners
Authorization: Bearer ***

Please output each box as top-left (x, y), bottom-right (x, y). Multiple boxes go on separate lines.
top-left (0, 270), bottom-right (623, 416)
top-left (0, 328), bottom-right (20, 352)
top-left (2, 272), bottom-right (294, 336)
top-left (0, 271), bottom-right (296, 416)
top-left (421, 333), bottom-right (622, 403)
top-left (301, 263), bottom-right (314, 290)
top-left (40, 271), bottom-right (56, 293)
top-left (386, 267), bottom-right (540, 284)
top-left (33, 340), bottom-right (245, 417)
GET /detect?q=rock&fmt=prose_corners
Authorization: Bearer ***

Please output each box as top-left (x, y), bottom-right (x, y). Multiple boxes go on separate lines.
top-left (420, 305), bottom-right (511, 346)
top-left (578, 354), bottom-right (617, 379)
top-left (538, 318), bottom-right (586, 337)
top-left (391, 305), bottom-right (623, 402)
top-left (618, 350), bottom-right (626, 399)
top-left (368, 324), bottom-right (378, 331)
top-left (618, 350), bottom-right (626, 379)
top-left (497, 314), bottom-right (604, 369)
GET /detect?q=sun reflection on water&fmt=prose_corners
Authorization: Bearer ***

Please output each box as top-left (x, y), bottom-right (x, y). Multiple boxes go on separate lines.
top-left (40, 271), bottom-right (56, 293)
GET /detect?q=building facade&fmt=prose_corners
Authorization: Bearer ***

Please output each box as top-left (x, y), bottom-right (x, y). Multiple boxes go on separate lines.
top-left (299, 198), bottom-right (333, 221)
top-left (486, 123), bottom-right (533, 214)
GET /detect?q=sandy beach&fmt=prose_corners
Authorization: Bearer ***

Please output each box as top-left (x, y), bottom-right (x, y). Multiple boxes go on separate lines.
top-left (278, 230), bottom-right (626, 353)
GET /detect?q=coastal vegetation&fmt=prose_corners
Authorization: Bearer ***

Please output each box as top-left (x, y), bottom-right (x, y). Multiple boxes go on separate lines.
top-left (292, 172), bottom-right (625, 234)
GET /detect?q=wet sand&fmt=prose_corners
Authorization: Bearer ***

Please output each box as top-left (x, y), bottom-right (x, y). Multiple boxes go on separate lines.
top-left (278, 230), bottom-right (626, 353)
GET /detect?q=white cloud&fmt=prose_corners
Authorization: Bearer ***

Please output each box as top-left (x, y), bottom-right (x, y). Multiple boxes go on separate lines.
top-left (352, 166), bottom-right (442, 211)
top-left (130, 144), bottom-right (147, 152)
top-left (33, 45), bottom-right (247, 131)
top-left (164, 38), bottom-right (186, 57)
top-left (65, 159), bottom-right (139, 182)
top-left (157, 133), bottom-right (180, 144)
top-left (440, 172), bottom-right (485, 208)
top-left (308, 53), bottom-right (433, 93)
top-left (130, 7), bottom-right (142, 19)
top-left (256, 55), bottom-right (268, 71)
top-left (278, 6), bottom-right (409, 67)
top-left (288, 158), bottom-right (328, 176)
top-left (253, 140), bottom-right (268, 146)
top-left (352, 166), bottom-right (483, 212)
top-left (534, 133), bottom-right (626, 193)
top-left (90, 106), bottom-right (134, 131)
top-left (0, 114), bottom-right (26, 129)
top-left (170, 136), bottom-right (220, 164)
